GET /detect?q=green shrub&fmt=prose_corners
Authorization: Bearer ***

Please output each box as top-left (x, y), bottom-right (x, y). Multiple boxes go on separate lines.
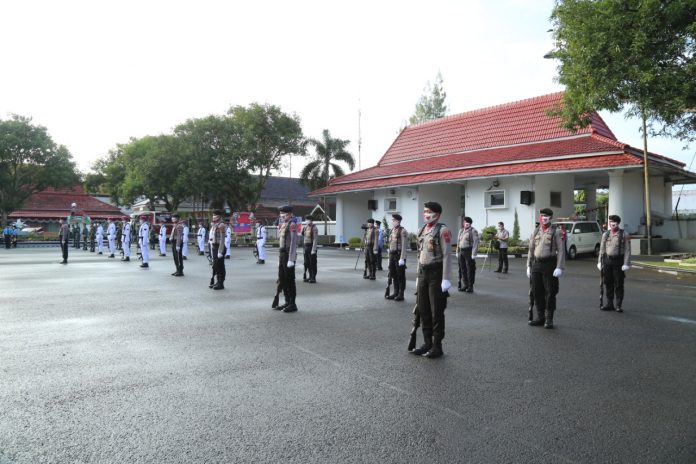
top-left (348, 237), bottom-right (362, 247)
top-left (481, 225), bottom-right (497, 243)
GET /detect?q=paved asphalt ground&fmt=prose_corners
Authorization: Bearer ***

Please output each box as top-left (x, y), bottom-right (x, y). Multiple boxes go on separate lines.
top-left (1, 246), bottom-right (695, 464)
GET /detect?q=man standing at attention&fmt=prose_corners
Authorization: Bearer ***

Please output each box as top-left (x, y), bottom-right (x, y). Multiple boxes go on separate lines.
top-left (138, 215), bottom-right (150, 269)
top-left (301, 215), bottom-right (318, 283)
top-left (208, 211), bottom-right (226, 289)
top-left (59, 218), bottom-right (70, 264)
top-left (273, 205), bottom-right (299, 313)
top-left (411, 201), bottom-right (452, 359)
top-left (494, 221), bottom-right (509, 273)
top-left (256, 218), bottom-right (267, 264)
top-left (170, 214), bottom-right (185, 276)
top-left (362, 218), bottom-right (378, 280)
top-left (526, 208), bottom-right (565, 329)
top-left (598, 215), bottom-right (631, 313)
top-left (121, 216), bottom-right (131, 262)
top-left (457, 216), bottom-right (479, 293)
top-left (197, 219), bottom-right (206, 256)
top-left (386, 213), bottom-right (408, 301)
top-left (158, 218), bottom-right (167, 257)
top-left (107, 218), bottom-right (116, 258)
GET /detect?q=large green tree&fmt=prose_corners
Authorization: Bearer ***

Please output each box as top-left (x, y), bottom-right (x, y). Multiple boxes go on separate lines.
top-left (549, 0), bottom-right (696, 253)
top-left (0, 115), bottom-right (79, 226)
top-left (227, 103), bottom-right (306, 209)
top-left (408, 71), bottom-right (449, 125)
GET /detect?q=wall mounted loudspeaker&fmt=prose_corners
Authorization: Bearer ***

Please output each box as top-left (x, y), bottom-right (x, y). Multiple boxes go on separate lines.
top-left (367, 199), bottom-right (378, 210)
top-left (520, 190), bottom-right (534, 205)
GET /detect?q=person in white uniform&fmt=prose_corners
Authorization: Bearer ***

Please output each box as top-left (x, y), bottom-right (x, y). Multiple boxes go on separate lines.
top-left (159, 219), bottom-right (167, 256)
top-left (138, 215), bottom-right (150, 268)
top-left (121, 216), bottom-right (131, 262)
top-left (256, 219), bottom-right (267, 264)
top-left (197, 219), bottom-right (206, 256)
top-left (182, 221), bottom-right (189, 260)
top-left (96, 221), bottom-right (104, 255)
top-left (224, 218), bottom-right (232, 259)
top-left (107, 218), bottom-right (116, 258)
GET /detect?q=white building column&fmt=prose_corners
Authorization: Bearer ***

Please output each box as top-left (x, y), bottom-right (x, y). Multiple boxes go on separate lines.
top-left (335, 196), bottom-right (344, 244)
top-left (664, 181), bottom-right (673, 217)
top-left (585, 184), bottom-right (597, 221)
top-left (607, 170), bottom-right (625, 226)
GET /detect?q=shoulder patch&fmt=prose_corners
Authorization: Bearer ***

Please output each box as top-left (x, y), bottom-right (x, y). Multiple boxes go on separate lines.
top-left (289, 224), bottom-right (297, 233)
top-left (442, 229), bottom-right (452, 244)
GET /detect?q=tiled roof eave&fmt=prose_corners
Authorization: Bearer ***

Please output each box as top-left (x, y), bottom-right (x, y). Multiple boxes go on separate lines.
top-left (330, 150), bottom-right (627, 186)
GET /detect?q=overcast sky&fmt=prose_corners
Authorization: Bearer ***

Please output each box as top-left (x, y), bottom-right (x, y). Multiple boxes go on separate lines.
top-left (1, 0), bottom-right (693, 177)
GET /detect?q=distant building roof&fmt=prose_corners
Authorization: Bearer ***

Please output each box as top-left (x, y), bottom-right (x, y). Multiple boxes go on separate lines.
top-left (260, 176), bottom-right (313, 203)
top-left (9, 185), bottom-right (125, 221)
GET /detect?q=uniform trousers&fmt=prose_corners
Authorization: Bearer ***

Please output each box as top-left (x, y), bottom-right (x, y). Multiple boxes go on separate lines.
top-left (364, 247), bottom-right (376, 278)
top-left (278, 250), bottom-right (296, 304)
top-left (497, 247), bottom-right (508, 272)
top-left (388, 251), bottom-right (406, 294)
top-left (458, 247), bottom-right (476, 289)
top-left (602, 255), bottom-right (625, 306)
top-left (531, 258), bottom-right (559, 317)
top-left (60, 240), bottom-right (69, 262)
top-left (172, 239), bottom-right (184, 273)
top-left (212, 244), bottom-right (225, 283)
top-left (303, 244), bottom-right (317, 279)
top-left (417, 264), bottom-right (447, 344)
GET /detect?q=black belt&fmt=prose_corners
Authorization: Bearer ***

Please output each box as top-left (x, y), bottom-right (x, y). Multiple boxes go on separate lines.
top-left (532, 257), bottom-right (555, 263)
top-left (606, 254), bottom-right (625, 260)
top-left (420, 263), bottom-right (443, 271)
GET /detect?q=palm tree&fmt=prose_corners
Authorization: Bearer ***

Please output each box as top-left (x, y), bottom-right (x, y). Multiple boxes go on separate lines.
top-left (300, 129), bottom-right (355, 233)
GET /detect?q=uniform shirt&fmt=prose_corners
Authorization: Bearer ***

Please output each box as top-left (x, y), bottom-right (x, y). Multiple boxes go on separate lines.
top-left (302, 223), bottom-right (319, 253)
top-left (159, 224), bottom-right (167, 239)
top-left (59, 223), bottom-right (70, 242)
top-left (225, 225), bottom-right (232, 245)
top-left (96, 225), bottom-right (104, 238)
top-left (416, 223), bottom-right (453, 282)
top-left (389, 226), bottom-right (408, 261)
top-left (197, 226), bottom-right (206, 241)
top-left (363, 227), bottom-right (379, 253)
top-left (139, 222), bottom-right (149, 245)
top-left (122, 223), bottom-right (131, 242)
top-left (257, 225), bottom-right (267, 241)
top-left (170, 223), bottom-right (184, 243)
top-left (495, 228), bottom-right (510, 249)
top-left (208, 222), bottom-right (226, 246)
top-left (599, 229), bottom-right (631, 267)
top-left (278, 220), bottom-right (298, 262)
top-left (107, 223), bottom-right (116, 238)
top-left (526, 225), bottom-right (566, 270)
top-left (457, 227), bottom-right (479, 250)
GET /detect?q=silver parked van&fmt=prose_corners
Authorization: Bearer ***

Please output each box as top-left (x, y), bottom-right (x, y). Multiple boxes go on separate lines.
top-left (553, 220), bottom-right (602, 259)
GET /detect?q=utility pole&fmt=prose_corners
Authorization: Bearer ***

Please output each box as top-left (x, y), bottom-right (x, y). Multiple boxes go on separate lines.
top-left (641, 111), bottom-right (652, 255)
top-left (358, 100), bottom-right (362, 172)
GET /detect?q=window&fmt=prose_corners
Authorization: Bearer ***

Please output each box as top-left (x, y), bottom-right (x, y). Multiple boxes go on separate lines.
top-left (385, 198), bottom-right (398, 212)
top-left (484, 190), bottom-right (506, 209)
top-left (550, 191), bottom-right (562, 208)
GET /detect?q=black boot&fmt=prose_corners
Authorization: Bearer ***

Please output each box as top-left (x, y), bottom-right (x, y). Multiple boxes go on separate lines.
top-left (529, 307), bottom-right (545, 326)
top-left (386, 281), bottom-right (399, 300)
top-left (410, 336), bottom-right (432, 356)
top-left (283, 292), bottom-right (298, 312)
top-left (213, 278), bottom-right (225, 290)
top-left (544, 310), bottom-right (554, 329)
top-left (394, 290), bottom-right (405, 302)
top-left (424, 343), bottom-right (444, 359)
top-left (140, 263), bottom-right (149, 268)
top-left (209, 278), bottom-right (215, 289)
top-left (616, 298), bottom-right (623, 312)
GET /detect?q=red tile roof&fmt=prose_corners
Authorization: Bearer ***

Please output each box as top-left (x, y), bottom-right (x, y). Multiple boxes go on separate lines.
top-left (313, 154), bottom-right (642, 195)
top-left (9, 185), bottom-right (124, 220)
top-left (309, 92), bottom-right (689, 196)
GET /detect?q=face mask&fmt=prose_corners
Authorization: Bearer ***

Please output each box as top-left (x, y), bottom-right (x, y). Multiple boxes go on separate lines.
top-left (498, 226), bottom-right (503, 230)
top-left (392, 220), bottom-right (399, 228)
top-left (464, 223), bottom-right (470, 229)
top-left (279, 213), bottom-right (288, 222)
top-left (540, 215), bottom-right (551, 226)
top-left (610, 222), bottom-right (619, 230)
top-left (423, 213), bottom-right (437, 224)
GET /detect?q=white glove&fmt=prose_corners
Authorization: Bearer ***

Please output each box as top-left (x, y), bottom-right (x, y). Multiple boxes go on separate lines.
top-left (527, 267), bottom-right (531, 278)
top-left (621, 264), bottom-right (630, 271)
top-left (441, 279), bottom-right (452, 292)
top-left (217, 253), bottom-right (223, 258)
top-left (456, 252), bottom-right (459, 258)
top-left (398, 259), bottom-right (405, 266)
top-left (287, 260), bottom-right (295, 268)
top-left (311, 251), bottom-right (316, 255)
top-left (597, 263), bottom-right (602, 271)
top-left (553, 268), bottom-right (563, 278)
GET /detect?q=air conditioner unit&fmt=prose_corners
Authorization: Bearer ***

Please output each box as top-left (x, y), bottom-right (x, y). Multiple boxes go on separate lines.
top-left (388, 189), bottom-right (396, 195)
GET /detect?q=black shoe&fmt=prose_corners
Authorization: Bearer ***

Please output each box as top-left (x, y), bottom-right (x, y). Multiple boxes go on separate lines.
top-left (225, 256), bottom-right (230, 259)
top-left (465, 287), bottom-right (473, 293)
top-left (274, 302), bottom-right (289, 311)
top-left (98, 252), bottom-right (102, 255)
top-left (424, 345), bottom-right (443, 359)
top-left (386, 294), bottom-right (397, 300)
top-left (544, 320), bottom-right (554, 329)
top-left (124, 257), bottom-right (130, 262)
top-left (600, 305), bottom-right (615, 311)
top-left (394, 294), bottom-right (404, 302)
top-left (363, 275), bottom-right (370, 279)
top-left (108, 254), bottom-right (114, 258)
top-left (213, 283), bottom-right (224, 290)
top-left (140, 263), bottom-right (149, 268)
top-left (209, 283), bottom-right (215, 289)
top-left (616, 306), bottom-right (623, 313)
top-left (183, 256), bottom-right (187, 260)
top-left (257, 260), bottom-right (265, 264)
top-left (159, 253), bottom-right (166, 257)
top-left (282, 303), bottom-right (298, 313)
top-left (60, 260), bottom-right (67, 264)
top-left (528, 319), bottom-right (545, 326)
top-left (458, 287), bottom-right (465, 292)
top-left (303, 278), bottom-right (309, 282)
top-left (494, 269), bottom-right (502, 273)
top-left (308, 278), bottom-right (316, 283)
top-left (502, 270), bottom-right (508, 274)
top-left (369, 276), bottom-right (376, 280)
top-left (410, 344), bottom-right (432, 356)
top-left (198, 251), bottom-right (204, 256)
top-left (173, 271), bottom-right (184, 277)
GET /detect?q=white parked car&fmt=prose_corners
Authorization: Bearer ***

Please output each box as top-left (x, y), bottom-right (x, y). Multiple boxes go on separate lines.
top-left (553, 220), bottom-right (603, 259)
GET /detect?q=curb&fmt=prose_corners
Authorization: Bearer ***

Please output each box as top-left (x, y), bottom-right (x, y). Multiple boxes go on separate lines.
top-left (632, 262), bottom-right (696, 275)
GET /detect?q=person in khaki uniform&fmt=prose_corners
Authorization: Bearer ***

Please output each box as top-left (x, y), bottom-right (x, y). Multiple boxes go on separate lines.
top-left (598, 214), bottom-right (631, 312)
top-left (302, 215), bottom-right (319, 283)
top-left (59, 218), bottom-right (70, 264)
top-left (208, 210), bottom-right (227, 289)
top-left (456, 216), bottom-right (479, 293)
top-left (386, 213), bottom-right (408, 301)
top-left (170, 214), bottom-right (185, 276)
top-left (411, 201), bottom-right (453, 359)
top-left (274, 205), bottom-right (299, 313)
top-left (526, 208), bottom-right (566, 329)
top-left (362, 218), bottom-right (379, 280)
